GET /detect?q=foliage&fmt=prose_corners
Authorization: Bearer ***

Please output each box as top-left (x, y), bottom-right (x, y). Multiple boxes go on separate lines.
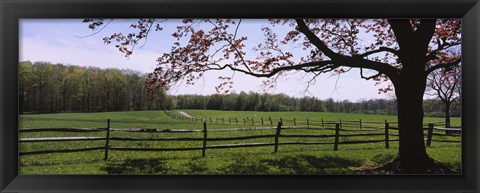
top-left (20, 61), bottom-right (138, 112)
top-left (19, 61), bottom-right (176, 113)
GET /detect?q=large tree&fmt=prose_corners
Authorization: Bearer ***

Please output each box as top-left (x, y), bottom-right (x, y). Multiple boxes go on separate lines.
top-left (84, 18), bottom-right (461, 173)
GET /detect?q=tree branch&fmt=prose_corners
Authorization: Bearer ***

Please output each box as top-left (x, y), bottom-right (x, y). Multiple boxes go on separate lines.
top-left (425, 58), bottom-right (461, 75)
top-left (295, 19), bottom-right (400, 82)
top-left (425, 42), bottom-right (461, 61)
top-left (357, 47), bottom-right (399, 57)
top-left (207, 20), bottom-right (251, 73)
top-left (76, 19), bottom-right (114, 39)
top-left (206, 61), bottom-right (332, 78)
top-left (360, 68), bottom-right (382, 80)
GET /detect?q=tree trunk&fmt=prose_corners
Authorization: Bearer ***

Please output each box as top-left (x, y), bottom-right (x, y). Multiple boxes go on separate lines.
top-left (395, 77), bottom-right (432, 172)
top-left (385, 19), bottom-right (444, 173)
top-left (444, 103), bottom-right (451, 128)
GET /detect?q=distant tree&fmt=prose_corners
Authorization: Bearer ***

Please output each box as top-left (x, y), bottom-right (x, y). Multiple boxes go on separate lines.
top-left (426, 65), bottom-right (461, 128)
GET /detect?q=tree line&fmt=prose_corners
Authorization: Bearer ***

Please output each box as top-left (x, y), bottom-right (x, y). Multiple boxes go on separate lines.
top-left (172, 92), bottom-right (460, 117)
top-left (19, 61), bottom-right (149, 113)
top-left (19, 61), bottom-right (460, 117)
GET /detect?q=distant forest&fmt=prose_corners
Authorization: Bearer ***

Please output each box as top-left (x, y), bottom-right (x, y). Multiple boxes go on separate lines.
top-left (19, 62), bottom-right (461, 117)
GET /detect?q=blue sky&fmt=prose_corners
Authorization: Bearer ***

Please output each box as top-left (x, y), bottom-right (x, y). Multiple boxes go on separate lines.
top-left (19, 19), bottom-right (396, 101)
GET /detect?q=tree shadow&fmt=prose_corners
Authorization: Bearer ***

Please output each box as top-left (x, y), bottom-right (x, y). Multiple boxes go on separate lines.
top-left (20, 158), bottom-right (102, 167)
top-left (222, 157), bottom-right (271, 174)
top-left (101, 155), bottom-right (364, 175)
top-left (221, 155), bottom-right (363, 175)
top-left (262, 155), bottom-right (363, 174)
top-left (102, 158), bottom-right (171, 174)
top-left (186, 159), bottom-right (209, 174)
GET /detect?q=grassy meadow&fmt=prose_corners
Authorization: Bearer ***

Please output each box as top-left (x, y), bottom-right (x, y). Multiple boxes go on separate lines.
top-left (19, 110), bottom-right (462, 174)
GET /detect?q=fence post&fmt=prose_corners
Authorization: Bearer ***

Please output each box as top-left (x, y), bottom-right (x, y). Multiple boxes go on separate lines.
top-left (261, 117), bottom-right (264, 125)
top-left (359, 119), bottom-right (362, 130)
top-left (202, 122), bottom-right (208, 157)
top-left (280, 117), bottom-right (283, 125)
top-left (334, 123), bottom-right (339, 151)
top-left (222, 118), bottom-right (225, 124)
top-left (269, 117), bottom-right (273, 126)
top-left (236, 118), bottom-right (238, 124)
top-left (210, 117), bottom-right (212, 123)
top-left (294, 118), bottom-right (296, 126)
top-left (321, 118), bottom-right (324, 128)
top-left (243, 118), bottom-right (246, 125)
top-left (104, 119), bottom-right (111, 161)
top-left (274, 121), bottom-right (283, 153)
top-left (252, 118), bottom-right (255, 125)
top-left (427, 123), bottom-right (434, 147)
top-left (229, 118), bottom-right (231, 124)
top-left (307, 119), bottom-right (310, 127)
top-left (384, 121), bottom-right (389, 149)
top-left (339, 119), bottom-right (343, 129)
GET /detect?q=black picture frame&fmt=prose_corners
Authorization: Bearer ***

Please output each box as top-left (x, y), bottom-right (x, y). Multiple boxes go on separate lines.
top-left (1, 0), bottom-right (479, 192)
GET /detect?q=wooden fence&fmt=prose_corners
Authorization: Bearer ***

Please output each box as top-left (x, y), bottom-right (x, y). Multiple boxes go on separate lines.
top-left (165, 110), bottom-right (392, 129)
top-left (19, 119), bottom-right (461, 161)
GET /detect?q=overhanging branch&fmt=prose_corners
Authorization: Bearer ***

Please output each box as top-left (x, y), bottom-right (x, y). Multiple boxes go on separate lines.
top-left (206, 61), bottom-right (333, 78)
top-left (295, 19), bottom-right (400, 82)
top-left (358, 47), bottom-right (399, 57)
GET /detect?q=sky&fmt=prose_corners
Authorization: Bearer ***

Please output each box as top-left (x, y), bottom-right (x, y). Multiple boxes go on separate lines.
top-left (19, 19), bottom-right (397, 102)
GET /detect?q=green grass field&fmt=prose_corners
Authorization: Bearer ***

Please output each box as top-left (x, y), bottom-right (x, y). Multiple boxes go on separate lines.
top-left (19, 110), bottom-right (462, 174)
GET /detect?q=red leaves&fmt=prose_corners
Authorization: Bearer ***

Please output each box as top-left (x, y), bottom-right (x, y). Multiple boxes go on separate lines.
top-left (83, 19), bottom-right (105, 30)
top-left (377, 85), bottom-right (394, 94)
top-left (215, 77), bottom-right (234, 93)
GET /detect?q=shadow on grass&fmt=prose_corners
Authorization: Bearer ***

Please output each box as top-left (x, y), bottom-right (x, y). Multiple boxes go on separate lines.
top-left (20, 158), bottom-right (102, 167)
top-left (222, 157), bottom-right (271, 174)
top-left (103, 158), bottom-right (171, 174)
top-left (186, 159), bottom-right (209, 174)
top-left (222, 155), bottom-right (363, 174)
top-left (101, 155), bottom-right (363, 175)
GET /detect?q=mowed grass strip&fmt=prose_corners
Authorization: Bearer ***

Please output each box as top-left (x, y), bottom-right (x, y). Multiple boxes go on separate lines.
top-left (19, 110), bottom-right (462, 174)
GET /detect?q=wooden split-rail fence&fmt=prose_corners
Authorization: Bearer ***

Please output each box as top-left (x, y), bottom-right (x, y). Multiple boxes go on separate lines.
top-left (19, 119), bottom-right (461, 161)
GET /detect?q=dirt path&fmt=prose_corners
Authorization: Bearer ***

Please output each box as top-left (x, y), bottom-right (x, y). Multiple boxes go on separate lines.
top-left (178, 111), bottom-right (194, 118)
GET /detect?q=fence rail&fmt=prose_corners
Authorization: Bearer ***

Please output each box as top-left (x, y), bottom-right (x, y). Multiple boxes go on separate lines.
top-left (19, 118), bottom-right (461, 160)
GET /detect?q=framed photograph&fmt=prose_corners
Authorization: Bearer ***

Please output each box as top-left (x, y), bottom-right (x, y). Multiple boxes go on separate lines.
top-left (1, 0), bottom-right (479, 192)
